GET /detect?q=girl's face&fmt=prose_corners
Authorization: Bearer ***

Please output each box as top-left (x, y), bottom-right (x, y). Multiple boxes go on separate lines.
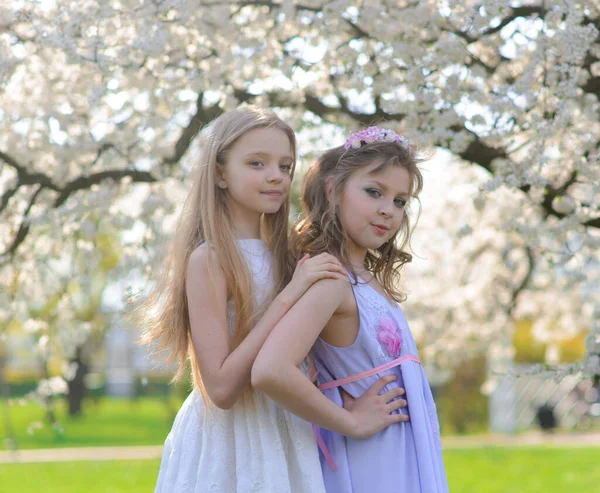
top-left (337, 161), bottom-right (411, 257)
top-left (221, 127), bottom-right (293, 221)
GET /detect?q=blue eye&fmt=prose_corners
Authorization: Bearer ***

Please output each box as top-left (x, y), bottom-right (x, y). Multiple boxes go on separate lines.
top-left (366, 188), bottom-right (381, 197)
top-left (280, 163), bottom-right (292, 172)
top-left (394, 198), bottom-right (407, 208)
top-left (249, 161), bottom-right (263, 167)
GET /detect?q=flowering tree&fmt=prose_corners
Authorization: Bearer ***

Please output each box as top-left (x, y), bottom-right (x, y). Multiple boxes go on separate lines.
top-left (1, 0), bottom-right (599, 411)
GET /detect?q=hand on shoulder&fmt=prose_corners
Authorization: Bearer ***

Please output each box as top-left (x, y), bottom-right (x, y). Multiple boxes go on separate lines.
top-left (285, 252), bottom-right (347, 302)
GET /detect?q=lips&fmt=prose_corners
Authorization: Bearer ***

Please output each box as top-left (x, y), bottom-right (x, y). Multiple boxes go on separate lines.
top-left (261, 190), bottom-right (283, 197)
top-left (372, 224), bottom-right (389, 235)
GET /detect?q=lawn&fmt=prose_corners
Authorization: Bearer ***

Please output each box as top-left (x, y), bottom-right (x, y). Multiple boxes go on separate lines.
top-left (1, 397), bottom-right (183, 450)
top-left (1, 447), bottom-right (599, 492)
top-left (444, 447), bottom-right (600, 492)
top-left (0, 460), bottom-right (160, 492)
top-left (2, 398), bottom-right (599, 492)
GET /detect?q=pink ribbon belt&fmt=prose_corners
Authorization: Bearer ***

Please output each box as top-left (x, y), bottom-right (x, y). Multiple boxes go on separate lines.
top-left (312, 354), bottom-right (421, 471)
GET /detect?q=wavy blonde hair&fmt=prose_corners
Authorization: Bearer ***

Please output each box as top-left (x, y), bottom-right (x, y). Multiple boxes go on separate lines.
top-left (290, 141), bottom-right (423, 302)
top-left (139, 106), bottom-right (296, 399)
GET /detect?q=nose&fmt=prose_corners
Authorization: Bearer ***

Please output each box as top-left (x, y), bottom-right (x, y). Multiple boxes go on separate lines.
top-left (266, 164), bottom-right (283, 183)
top-left (379, 200), bottom-right (394, 218)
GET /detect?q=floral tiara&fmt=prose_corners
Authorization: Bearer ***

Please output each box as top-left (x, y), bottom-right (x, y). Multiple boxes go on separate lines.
top-left (344, 126), bottom-right (409, 150)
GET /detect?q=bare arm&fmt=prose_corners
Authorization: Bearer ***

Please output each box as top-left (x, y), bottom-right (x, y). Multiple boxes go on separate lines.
top-left (187, 247), bottom-right (344, 410)
top-left (252, 279), bottom-right (407, 438)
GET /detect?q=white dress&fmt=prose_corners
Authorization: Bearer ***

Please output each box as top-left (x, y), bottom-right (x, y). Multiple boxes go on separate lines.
top-left (155, 239), bottom-right (326, 493)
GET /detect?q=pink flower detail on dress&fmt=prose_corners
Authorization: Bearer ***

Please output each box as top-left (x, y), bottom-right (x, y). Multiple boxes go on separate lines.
top-left (377, 317), bottom-right (402, 358)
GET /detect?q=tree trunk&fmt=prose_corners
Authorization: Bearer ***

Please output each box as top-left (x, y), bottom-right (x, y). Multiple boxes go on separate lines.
top-left (66, 347), bottom-right (89, 417)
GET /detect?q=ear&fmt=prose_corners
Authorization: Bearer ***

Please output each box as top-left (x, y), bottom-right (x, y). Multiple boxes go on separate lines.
top-left (215, 169), bottom-right (226, 189)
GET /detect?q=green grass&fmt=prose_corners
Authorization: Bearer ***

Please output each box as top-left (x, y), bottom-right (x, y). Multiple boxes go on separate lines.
top-left (0, 460), bottom-right (161, 492)
top-left (1, 397), bottom-right (183, 450)
top-left (444, 447), bottom-right (600, 492)
top-left (0, 448), bottom-right (598, 492)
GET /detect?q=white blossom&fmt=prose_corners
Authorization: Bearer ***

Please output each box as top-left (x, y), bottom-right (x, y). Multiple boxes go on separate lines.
top-left (34, 377), bottom-right (68, 398)
top-left (0, 0), bottom-right (598, 391)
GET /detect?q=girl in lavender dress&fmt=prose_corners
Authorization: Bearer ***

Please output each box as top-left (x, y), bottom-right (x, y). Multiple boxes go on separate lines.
top-left (253, 127), bottom-right (449, 493)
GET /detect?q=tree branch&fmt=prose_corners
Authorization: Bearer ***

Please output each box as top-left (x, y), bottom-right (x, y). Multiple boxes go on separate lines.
top-left (162, 94), bottom-right (222, 166)
top-left (233, 87), bottom-right (406, 127)
top-left (0, 183), bottom-right (19, 216)
top-left (4, 185), bottom-right (43, 257)
top-left (481, 7), bottom-right (545, 37)
top-left (0, 151), bottom-right (59, 191)
top-left (54, 169), bottom-right (157, 207)
top-left (1, 91), bottom-right (224, 259)
top-left (533, 170), bottom-right (600, 228)
top-left (444, 6), bottom-right (546, 44)
top-left (457, 134), bottom-right (506, 172)
top-left (507, 246), bottom-right (535, 317)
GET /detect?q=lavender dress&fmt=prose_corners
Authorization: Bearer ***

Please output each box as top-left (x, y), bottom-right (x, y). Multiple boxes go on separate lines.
top-left (311, 276), bottom-right (449, 493)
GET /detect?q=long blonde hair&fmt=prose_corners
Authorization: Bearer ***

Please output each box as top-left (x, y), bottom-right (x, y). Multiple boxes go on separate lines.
top-left (290, 141), bottom-right (423, 302)
top-left (139, 106), bottom-right (296, 398)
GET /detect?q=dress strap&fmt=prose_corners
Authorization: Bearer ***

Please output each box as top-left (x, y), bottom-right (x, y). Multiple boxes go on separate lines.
top-left (312, 424), bottom-right (338, 471)
top-left (313, 354), bottom-right (421, 470)
top-left (318, 354), bottom-right (421, 391)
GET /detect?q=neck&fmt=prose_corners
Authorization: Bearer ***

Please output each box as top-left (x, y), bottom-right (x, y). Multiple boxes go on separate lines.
top-left (228, 206), bottom-right (262, 240)
top-left (346, 240), bottom-right (368, 274)
top-left (232, 222), bottom-right (261, 240)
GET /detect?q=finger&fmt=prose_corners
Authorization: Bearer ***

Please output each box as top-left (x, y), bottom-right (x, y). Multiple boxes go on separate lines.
top-left (323, 253), bottom-right (342, 264)
top-left (321, 272), bottom-right (348, 282)
top-left (303, 256), bottom-right (326, 268)
top-left (330, 257), bottom-right (344, 267)
top-left (319, 266), bottom-right (347, 276)
top-left (365, 374), bottom-right (397, 396)
top-left (381, 387), bottom-right (406, 403)
top-left (310, 253), bottom-right (327, 262)
top-left (323, 261), bottom-right (347, 274)
top-left (296, 253), bottom-right (310, 267)
top-left (391, 413), bottom-right (410, 423)
top-left (314, 262), bottom-right (346, 277)
top-left (323, 272), bottom-right (348, 280)
top-left (387, 398), bottom-right (408, 413)
top-left (341, 390), bottom-right (355, 409)
top-left (341, 389), bottom-right (354, 400)
top-left (317, 253), bottom-right (341, 265)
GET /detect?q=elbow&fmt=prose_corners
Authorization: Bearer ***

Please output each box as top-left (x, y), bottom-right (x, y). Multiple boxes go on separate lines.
top-left (251, 356), bottom-right (281, 393)
top-left (211, 394), bottom-right (236, 411)
top-left (207, 384), bottom-right (237, 410)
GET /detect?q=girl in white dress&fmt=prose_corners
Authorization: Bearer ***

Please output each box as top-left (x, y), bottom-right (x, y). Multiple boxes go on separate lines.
top-left (139, 106), bottom-right (397, 493)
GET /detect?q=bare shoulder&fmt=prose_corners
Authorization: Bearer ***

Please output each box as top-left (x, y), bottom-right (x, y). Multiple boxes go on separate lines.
top-left (188, 243), bottom-right (214, 269)
top-left (311, 276), bottom-right (348, 291)
top-left (305, 277), bottom-right (351, 307)
top-left (188, 243), bottom-right (208, 266)
top-left (187, 244), bottom-right (225, 286)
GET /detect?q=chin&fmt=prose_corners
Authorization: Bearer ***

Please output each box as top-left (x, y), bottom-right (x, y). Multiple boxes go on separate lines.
top-left (261, 205), bottom-right (284, 214)
top-left (366, 239), bottom-right (389, 250)
top-left (351, 240), bottom-right (380, 251)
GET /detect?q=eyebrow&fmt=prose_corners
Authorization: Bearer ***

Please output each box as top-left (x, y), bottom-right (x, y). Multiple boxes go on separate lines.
top-left (245, 151), bottom-right (294, 162)
top-left (365, 178), bottom-right (410, 198)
